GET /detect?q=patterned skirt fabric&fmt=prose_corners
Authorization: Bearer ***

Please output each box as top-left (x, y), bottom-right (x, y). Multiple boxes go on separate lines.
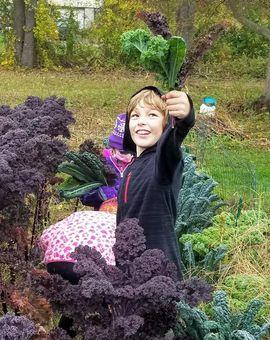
top-left (39, 211), bottom-right (116, 265)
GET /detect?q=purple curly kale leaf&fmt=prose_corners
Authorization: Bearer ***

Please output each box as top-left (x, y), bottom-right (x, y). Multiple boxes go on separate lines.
top-left (81, 278), bottom-right (114, 299)
top-left (0, 314), bottom-right (38, 339)
top-left (130, 249), bottom-right (178, 285)
top-left (114, 315), bottom-right (144, 338)
top-left (79, 138), bottom-right (102, 156)
top-left (0, 104), bottom-right (13, 116)
top-left (113, 218), bottom-right (146, 266)
top-left (14, 96), bottom-right (75, 138)
top-left (177, 277), bottom-right (213, 307)
top-left (48, 327), bottom-right (72, 340)
top-left (0, 116), bottom-right (16, 135)
top-left (0, 96), bottom-right (74, 213)
top-left (137, 11), bottom-right (172, 39)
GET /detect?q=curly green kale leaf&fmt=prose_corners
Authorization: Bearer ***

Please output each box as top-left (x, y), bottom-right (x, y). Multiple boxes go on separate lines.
top-left (121, 28), bottom-right (151, 60)
top-left (140, 35), bottom-right (169, 81)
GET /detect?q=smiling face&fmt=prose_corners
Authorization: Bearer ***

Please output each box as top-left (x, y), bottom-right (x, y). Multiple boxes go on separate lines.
top-left (128, 95), bottom-right (166, 156)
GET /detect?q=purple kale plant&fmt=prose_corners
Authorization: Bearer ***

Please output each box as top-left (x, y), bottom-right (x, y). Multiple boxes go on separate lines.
top-left (0, 96), bottom-right (74, 214)
top-left (0, 96), bottom-right (74, 325)
top-left (0, 314), bottom-right (38, 339)
top-left (33, 218), bottom-right (212, 339)
top-left (47, 327), bottom-right (72, 339)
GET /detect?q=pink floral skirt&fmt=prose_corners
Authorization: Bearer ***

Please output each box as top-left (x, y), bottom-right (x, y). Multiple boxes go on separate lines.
top-left (38, 211), bottom-right (116, 266)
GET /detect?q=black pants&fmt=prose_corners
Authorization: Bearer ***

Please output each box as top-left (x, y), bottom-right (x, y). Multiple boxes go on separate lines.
top-left (47, 262), bottom-right (81, 337)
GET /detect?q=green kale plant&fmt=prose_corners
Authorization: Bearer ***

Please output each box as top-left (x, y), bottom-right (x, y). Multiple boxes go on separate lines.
top-left (220, 275), bottom-right (270, 322)
top-left (176, 291), bottom-right (270, 340)
top-left (57, 141), bottom-right (116, 199)
top-left (121, 28), bottom-right (186, 90)
top-left (180, 210), bottom-right (269, 259)
top-left (181, 240), bottom-right (228, 276)
top-left (175, 153), bottom-right (225, 237)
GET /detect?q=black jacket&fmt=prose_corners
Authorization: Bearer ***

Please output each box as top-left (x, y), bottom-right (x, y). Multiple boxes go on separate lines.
top-left (117, 87), bottom-right (195, 279)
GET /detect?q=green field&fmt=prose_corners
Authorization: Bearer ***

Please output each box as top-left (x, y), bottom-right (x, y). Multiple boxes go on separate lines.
top-left (0, 68), bottom-right (269, 211)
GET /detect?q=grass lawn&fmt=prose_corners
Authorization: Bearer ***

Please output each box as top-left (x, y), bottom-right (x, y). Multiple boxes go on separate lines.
top-left (187, 134), bottom-right (270, 210)
top-left (0, 68), bottom-right (269, 211)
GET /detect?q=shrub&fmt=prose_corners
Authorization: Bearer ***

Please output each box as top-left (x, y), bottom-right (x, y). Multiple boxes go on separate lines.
top-left (0, 0), bottom-right (14, 66)
top-left (195, 55), bottom-right (267, 80)
top-left (34, 0), bottom-right (60, 67)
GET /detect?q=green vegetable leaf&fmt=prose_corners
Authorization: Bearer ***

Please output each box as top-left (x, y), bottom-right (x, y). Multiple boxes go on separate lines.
top-left (167, 36), bottom-right (186, 90)
top-left (140, 35), bottom-right (169, 82)
top-left (57, 177), bottom-right (81, 191)
top-left (121, 29), bottom-right (151, 61)
top-left (58, 162), bottom-right (93, 183)
top-left (58, 181), bottom-right (102, 199)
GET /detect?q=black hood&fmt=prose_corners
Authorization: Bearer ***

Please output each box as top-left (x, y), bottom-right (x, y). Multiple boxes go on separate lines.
top-left (123, 86), bottom-right (164, 153)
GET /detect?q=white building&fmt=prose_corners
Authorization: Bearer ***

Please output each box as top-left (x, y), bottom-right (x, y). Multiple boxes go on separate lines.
top-left (49, 0), bottom-right (103, 28)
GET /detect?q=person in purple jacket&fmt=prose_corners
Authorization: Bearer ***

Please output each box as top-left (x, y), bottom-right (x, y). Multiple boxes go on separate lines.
top-left (80, 113), bottom-right (133, 213)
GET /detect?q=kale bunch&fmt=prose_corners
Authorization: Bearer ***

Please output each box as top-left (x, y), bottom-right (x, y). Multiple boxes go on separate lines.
top-left (121, 28), bottom-right (186, 90)
top-left (0, 314), bottom-right (38, 339)
top-left (79, 139), bottom-right (117, 185)
top-left (133, 11), bottom-right (228, 89)
top-left (34, 218), bottom-right (212, 339)
top-left (57, 142), bottom-right (117, 199)
top-left (0, 96), bottom-right (74, 212)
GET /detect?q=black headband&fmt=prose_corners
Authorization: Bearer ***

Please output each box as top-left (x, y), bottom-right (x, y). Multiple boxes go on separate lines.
top-left (130, 85), bottom-right (164, 99)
